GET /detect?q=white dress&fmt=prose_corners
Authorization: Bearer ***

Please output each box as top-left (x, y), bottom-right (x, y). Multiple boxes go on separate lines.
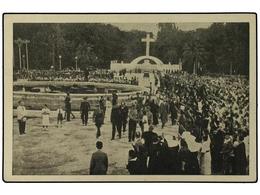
top-left (42, 108), bottom-right (50, 126)
top-left (200, 136), bottom-right (211, 175)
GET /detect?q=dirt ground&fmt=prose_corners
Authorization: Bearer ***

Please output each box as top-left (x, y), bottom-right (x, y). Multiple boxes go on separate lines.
top-left (12, 110), bottom-right (178, 175)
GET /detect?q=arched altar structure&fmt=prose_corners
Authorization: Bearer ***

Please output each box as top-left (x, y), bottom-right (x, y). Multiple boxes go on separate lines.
top-left (110, 33), bottom-right (182, 73)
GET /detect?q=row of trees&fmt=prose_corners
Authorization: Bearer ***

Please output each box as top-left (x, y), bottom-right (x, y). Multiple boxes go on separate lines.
top-left (13, 22), bottom-right (249, 75)
top-left (154, 23), bottom-right (249, 75)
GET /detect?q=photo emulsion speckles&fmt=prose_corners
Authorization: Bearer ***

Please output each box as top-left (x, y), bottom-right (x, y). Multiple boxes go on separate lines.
top-left (3, 14), bottom-right (257, 182)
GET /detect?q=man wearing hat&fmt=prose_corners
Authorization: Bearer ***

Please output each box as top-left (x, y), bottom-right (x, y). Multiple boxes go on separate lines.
top-left (80, 97), bottom-right (90, 126)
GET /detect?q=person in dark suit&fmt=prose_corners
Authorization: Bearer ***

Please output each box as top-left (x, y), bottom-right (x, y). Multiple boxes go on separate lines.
top-left (111, 105), bottom-right (122, 140)
top-left (93, 105), bottom-right (104, 138)
top-left (150, 99), bottom-right (159, 126)
top-left (120, 102), bottom-right (129, 133)
top-left (90, 141), bottom-right (108, 175)
top-left (80, 97), bottom-right (90, 126)
top-left (64, 92), bottom-right (75, 121)
top-left (64, 92), bottom-right (72, 121)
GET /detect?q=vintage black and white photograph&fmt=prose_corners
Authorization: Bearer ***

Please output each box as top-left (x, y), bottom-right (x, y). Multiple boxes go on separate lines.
top-left (3, 14), bottom-right (257, 182)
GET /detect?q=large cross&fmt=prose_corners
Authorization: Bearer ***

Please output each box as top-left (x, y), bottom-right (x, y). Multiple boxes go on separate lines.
top-left (141, 33), bottom-right (155, 56)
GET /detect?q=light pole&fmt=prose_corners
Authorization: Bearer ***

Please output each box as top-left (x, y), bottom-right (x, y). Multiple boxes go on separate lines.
top-left (22, 54), bottom-right (26, 70)
top-left (24, 40), bottom-right (30, 70)
top-left (228, 48), bottom-right (233, 75)
top-left (59, 55), bottom-right (62, 70)
top-left (75, 56), bottom-right (78, 70)
top-left (14, 38), bottom-right (24, 70)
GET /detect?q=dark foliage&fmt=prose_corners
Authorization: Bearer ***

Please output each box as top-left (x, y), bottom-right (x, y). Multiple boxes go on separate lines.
top-left (13, 23), bottom-right (249, 75)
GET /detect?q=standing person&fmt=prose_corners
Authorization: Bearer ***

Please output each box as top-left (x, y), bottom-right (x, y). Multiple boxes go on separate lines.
top-left (99, 96), bottom-right (107, 118)
top-left (64, 93), bottom-right (72, 121)
top-left (137, 109), bottom-right (144, 133)
top-left (110, 105), bottom-right (122, 140)
top-left (146, 106), bottom-right (153, 126)
top-left (178, 138), bottom-right (193, 175)
top-left (80, 97), bottom-right (90, 126)
top-left (128, 104), bottom-right (138, 142)
top-left (147, 136), bottom-right (162, 174)
top-left (112, 92), bottom-right (118, 106)
top-left (182, 130), bottom-right (201, 175)
top-left (120, 102), bottom-right (129, 133)
top-left (169, 98), bottom-right (178, 125)
top-left (221, 135), bottom-right (234, 175)
top-left (93, 105), bottom-right (104, 139)
top-left (157, 135), bottom-right (170, 174)
top-left (233, 135), bottom-right (247, 175)
top-left (200, 134), bottom-right (212, 175)
top-left (159, 99), bottom-right (168, 129)
top-left (142, 111), bottom-right (149, 132)
top-left (211, 127), bottom-right (225, 174)
top-left (132, 132), bottom-right (147, 174)
top-left (142, 126), bottom-right (158, 161)
top-left (150, 99), bottom-right (159, 126)
top-left (41, 104), bottom-right (50, 130)
top-left (136, 92), bottom-right (144, 111)
top-left (167, 136), bottom-right (180, 174)
top-left (56, 105), bottom-right (64, 128)
top-left (90, 141), bottom-right (108, 175)
top-left (17, 100), bottom-right (27, 135)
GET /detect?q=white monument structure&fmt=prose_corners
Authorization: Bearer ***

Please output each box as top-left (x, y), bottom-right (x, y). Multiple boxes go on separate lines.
top-left (110, 33), bottom-right (182, 73)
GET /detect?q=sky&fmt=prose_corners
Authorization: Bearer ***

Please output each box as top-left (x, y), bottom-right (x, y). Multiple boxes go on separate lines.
top-left (111, 23), bottom-right (212, 37)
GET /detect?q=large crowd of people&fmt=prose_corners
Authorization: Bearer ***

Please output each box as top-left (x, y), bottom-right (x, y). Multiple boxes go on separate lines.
top-left (16, 70), bottom-right (249, 175)
top-left (123, 72), bottom-right (249, 175)
top-left (14, 69), bottom-right (139, 85)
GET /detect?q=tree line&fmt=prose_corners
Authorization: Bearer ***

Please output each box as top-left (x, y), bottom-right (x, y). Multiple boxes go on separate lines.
top-left (13, 22), bottom-right (249, 75)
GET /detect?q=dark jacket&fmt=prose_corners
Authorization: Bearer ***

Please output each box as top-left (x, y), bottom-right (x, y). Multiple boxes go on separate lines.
top-left (93, 109), bottom-right (104, 126)
top-left (127, 158), bottom-right (140, 175)
top-left (111, 106), bottom-right (122, 123)
top-left (64, 96), bottom-right (71, 109)
top-left (121, 106), bottom-right (129, 121)
top-left (80, 101), bottom-right (90, 113)
top-left (90, 150), bottom-right (108, 175)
